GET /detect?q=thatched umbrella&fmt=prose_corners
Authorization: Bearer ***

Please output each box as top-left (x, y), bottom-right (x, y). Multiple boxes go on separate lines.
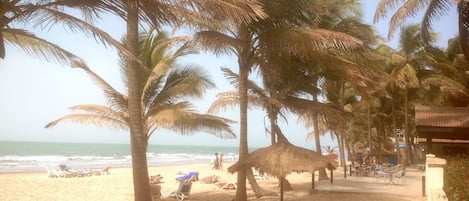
top-left (228, 136), bottom-right (338, 201)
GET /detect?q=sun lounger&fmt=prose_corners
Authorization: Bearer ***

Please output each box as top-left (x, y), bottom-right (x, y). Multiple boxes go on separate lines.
top-left (176, 171), bottom-right (199, 182)
top-left (164, 180), bottom-right (192, 201)
top-left (59, 164), bottom-right (91, 177)
top-left (91, 166), bottom-right (112, 176)
top-left (214, 181), bottom-right (237, 190)
top-left (45, 166), bottom-right (67, 178)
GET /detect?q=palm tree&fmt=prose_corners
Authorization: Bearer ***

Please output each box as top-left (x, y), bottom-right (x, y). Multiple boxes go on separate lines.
top-left (123, 2), bottom-right (265, 200)
top-left (45, 28), bottom-right (237, 164)
top-left (374, 0), bottom-right (469, 61)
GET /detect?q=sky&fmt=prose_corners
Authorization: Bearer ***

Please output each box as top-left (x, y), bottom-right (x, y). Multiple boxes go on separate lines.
top-left (0, 1), bottom-right (459, 149)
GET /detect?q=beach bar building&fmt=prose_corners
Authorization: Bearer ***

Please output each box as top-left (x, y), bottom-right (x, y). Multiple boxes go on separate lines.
top-left (415, 106), bottom-right (469, 158)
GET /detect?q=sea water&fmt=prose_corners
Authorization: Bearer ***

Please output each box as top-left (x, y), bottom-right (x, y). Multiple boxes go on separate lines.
top-left (0, 141), bottom-right (240, 173)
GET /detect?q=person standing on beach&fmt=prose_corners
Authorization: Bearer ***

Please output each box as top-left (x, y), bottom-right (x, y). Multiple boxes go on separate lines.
top-left (218, 154), bottom-right (224, 170)
top-left (212, 153), bottom-right (219, 170)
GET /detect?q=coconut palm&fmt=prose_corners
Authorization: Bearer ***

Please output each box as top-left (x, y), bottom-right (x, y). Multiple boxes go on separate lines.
top-left (45, 29), bottom-right (237, 159)
top-left (123, 2), bottom-right (265, 200)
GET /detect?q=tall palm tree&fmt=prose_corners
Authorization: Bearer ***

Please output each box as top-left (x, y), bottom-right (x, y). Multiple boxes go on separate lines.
top-left (123, 2), bottom-right (265, 200)
top-left (45, 28), bottom-right (237, 161)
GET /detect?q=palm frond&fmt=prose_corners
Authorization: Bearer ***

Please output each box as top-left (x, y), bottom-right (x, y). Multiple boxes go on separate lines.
top-left (263, 28), bottom-right (363, 58)
top-left (157, 65), bottom-right (216, 102)
top-left (374, 0), bottom-right (405, 23)
top-left (421, 0), bottom-right (452, 42)
top-left (207, 91), bottom-right (241, 114)
top-left (71, 60), bottom-right (128, 110)
top-left (220, 67), bottom-right (240, 87)
top-left (147, 106), bottom-right (237, 139)
top-left (32, 7), bottom-right (148, 71)
top-left (421, 74), bottom-right (469, 97)
top-left (45, 114), bottom-right (128, 130)
top-left (3, 29), bottom-right (78, 64)
top-left (194, 31), bottom-right (239, 56)
top-left (388, 0), bottom-right (428, 40)
top-left (68, 104), bottom-right (127, 121)
top-left (179, 0), bottom-right (267, 24)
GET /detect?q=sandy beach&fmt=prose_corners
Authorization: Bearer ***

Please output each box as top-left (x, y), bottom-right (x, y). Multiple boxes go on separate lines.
top-left (0, 162), bottom-right (425, 201)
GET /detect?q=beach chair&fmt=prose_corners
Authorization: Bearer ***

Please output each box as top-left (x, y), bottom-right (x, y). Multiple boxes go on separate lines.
top-left (392, 170), bottom-right (406, 185)
top-left (92, 166), bottom-right (112, 176)
top-left (59, 164), bottom-right (90, 177)
top-left (45, 166), bottom-right (66, 178)
top-left (176, 172), bottom-right (199, 182)
top-left (164, 180), bottom-right (192, 201)
top-left (373, 170), bottom-right (387, 184)
top-left (253, 168), bottom-right (268, 180)
top-left (214, 181), bottom-right (237, 190)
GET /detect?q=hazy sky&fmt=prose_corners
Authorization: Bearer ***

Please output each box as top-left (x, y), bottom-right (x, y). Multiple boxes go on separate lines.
top-left (0, 1), bottom-right (458, 148)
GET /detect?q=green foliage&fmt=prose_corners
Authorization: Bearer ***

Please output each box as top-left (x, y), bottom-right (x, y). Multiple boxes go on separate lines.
top-left (444, 155), bottom-right (469, 201)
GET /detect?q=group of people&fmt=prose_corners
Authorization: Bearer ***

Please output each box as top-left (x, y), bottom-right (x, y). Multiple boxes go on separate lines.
top-left (212, 153), bottom-right (224, 170)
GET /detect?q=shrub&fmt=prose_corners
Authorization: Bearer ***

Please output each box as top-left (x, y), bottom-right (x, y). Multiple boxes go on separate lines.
top-left (444, 155), bottom-right (469, 201)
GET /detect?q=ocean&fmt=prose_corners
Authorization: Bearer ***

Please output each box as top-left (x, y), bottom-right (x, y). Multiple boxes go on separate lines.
top-left (0, 141), bottom-right (241, 173)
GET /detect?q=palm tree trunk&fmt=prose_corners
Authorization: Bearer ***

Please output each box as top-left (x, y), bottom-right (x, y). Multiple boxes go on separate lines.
top-left (367, 104), bottom-right (371, 152)
top-left (458, 1), bottom-right (469, 62)
top-left (392, 87), bottom-right (401, 164)
top-left (234, 25), bottom-right (250, 201)
top-left (338, 81), bottom-right (346, 170)
top-left (404, 86), bottom-right (410, 166)
top-left (312, 93), bottom-right (328, 180)
top-left (236, 63), bottom-right (248, 201)
top-left (126, 1), bottom-right (151, 201)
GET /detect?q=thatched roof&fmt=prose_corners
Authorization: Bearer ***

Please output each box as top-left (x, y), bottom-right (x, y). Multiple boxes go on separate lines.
top-left (415, 105), bottom-right (469, 128)
top-left (228, 139), bottom-right (338, 178)
top-left (415, 105), bottom-right (469, 140)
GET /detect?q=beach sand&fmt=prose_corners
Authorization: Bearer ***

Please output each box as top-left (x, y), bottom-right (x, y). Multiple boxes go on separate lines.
top-left (0, 162), bottom-right (425, 201)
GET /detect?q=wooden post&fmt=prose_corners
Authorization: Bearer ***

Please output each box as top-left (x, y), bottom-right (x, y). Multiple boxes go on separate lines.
top-left (422, 175), bottom-right (426, 197)
top-left (311, 172), bottom-right (315, 190)
top-left (280, 176), bottom-right (284, 201)
top-left (344, 164), bottom-right (347, 178)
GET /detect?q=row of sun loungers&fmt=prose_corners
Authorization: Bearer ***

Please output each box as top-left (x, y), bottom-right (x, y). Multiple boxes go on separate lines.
top-left (46, 164), bottom-right (111, 178)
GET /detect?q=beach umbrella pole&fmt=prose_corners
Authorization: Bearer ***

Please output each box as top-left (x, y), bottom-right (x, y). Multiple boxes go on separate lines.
top-left (311, 172), bottom-right (315, 190)
top-left (280, 177), bottom-right (284, 201)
